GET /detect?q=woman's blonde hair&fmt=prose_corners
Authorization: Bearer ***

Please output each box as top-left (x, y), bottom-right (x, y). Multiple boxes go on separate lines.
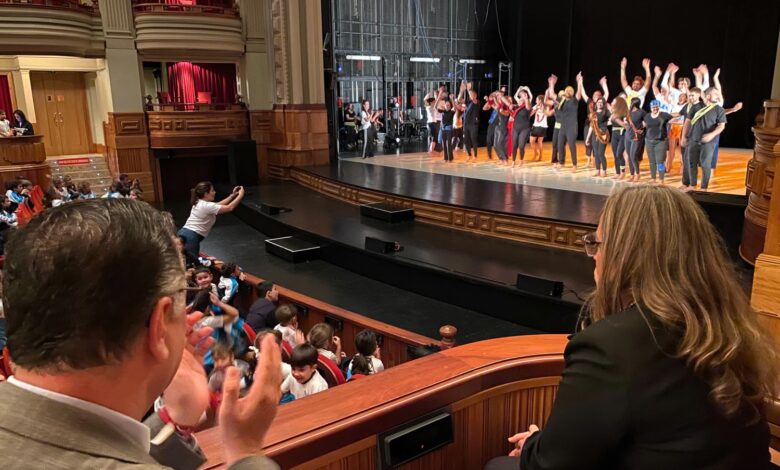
top-left (587, 185), bottom-right (777, 419)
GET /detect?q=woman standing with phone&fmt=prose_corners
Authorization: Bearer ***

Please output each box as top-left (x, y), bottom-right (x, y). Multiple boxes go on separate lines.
top-left (178, 182), bottom-right (245, 266)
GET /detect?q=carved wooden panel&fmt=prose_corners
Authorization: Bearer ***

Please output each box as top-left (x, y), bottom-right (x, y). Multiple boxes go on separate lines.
top-left (146, 110), bottom-right (249, 148)
top-left (0, 137), bottom-right (46, 165)
top-left (290, 168), bottom-right (595, 252)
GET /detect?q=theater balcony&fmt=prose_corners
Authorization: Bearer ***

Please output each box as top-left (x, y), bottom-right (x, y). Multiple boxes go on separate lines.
top-left (145, 104), bottom-right (249, 149)
top-left (0, 0), bottom-right (104, 56)
top-left (131, 0), bottom-right (243, 59)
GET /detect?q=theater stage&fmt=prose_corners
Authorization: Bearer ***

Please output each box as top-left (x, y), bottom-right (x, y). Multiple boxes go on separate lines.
top-left (339, 142), bottom-right (751, 197)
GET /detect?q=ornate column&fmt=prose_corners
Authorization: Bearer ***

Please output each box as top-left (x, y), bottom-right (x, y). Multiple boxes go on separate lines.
top-left (747, 101), bottom-right (780, 351)
top-left (98, 0), bottom-right (160, 201)
top-left (262, 0), bottom-right (328, 179)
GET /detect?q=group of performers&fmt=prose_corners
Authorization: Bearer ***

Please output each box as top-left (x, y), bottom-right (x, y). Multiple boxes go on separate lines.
top-left (417, 58), bottom-right (742, 191)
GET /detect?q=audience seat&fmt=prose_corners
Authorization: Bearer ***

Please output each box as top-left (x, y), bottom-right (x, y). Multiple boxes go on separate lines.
top-left (281, 340), bottom-right (293, 363)
top-left (15, 203), bottom-right (33, 226)
top-left (242, 322), bottom-right (256, 346)
top-left (317, 354), bottom-right (346, 388)
top-left (1, 347), bottom-right (12, 378)
top-left (29, 186), bottom-right (44, 213)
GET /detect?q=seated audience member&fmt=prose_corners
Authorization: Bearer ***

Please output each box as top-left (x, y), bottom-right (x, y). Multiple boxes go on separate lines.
top-left (306, 322), bottom-right (342, 364)
top-left (273, 303), bottom-right (304, 347)
top-left (63, 176), bottom-right (79, 201)
top-left (252, 329), bottom-right (291, 382)
top-left (218, 262), bottom-right (244, 305)
top-left (129, 188), bottom-right (143, 200)
top-left (208, 342), bottom-right (251, 394)
top-left (0, 109), bottom-right (12, 137)
top-left (346, 354), bottom-right (372, 382)
top-left (280, 343), bottom-right (328, 401)
top-left (5, 179), bottom-right (28, 212)
top-left (51, 177), bottom-right (70, 202)
top-left (347, 329), bottom-right (385, 377)
top-left (190, 266), bottom-right (220, 311)
top-left (78, 181), bottom-right (97, 200)
top-left (485, 185), bottom-right (778, 470)
top-left (44, 186), bottom-right (64, 208)
top-left (0, 195), bottom-right (16, 255)
top-left (247, 281), bottom-right (280, 332)
top-left (0, 198), bottom-right (280, 468)
top-left (407, 344), bottom-right (441, 359)
top-left (102, 182), bottom-right (124, 199)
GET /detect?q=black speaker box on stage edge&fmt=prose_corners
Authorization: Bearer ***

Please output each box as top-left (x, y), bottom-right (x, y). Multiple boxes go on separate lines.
top-left (516, 273), bottom-right (564, 298)
top-left (365, 236), bottom-right (398, 254)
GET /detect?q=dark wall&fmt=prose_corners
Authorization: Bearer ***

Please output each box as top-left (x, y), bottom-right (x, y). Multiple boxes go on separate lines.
top-left (493, 0), bottom-right (780, 148)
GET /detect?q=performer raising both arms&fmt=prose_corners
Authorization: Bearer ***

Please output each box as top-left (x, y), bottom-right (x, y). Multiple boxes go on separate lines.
top-left (463, 82), bottom-right (480, 163)
top-left (510, 86), bottom-right (533, 167)
top-left (529, 95), bottom-right (550, 161)
top-left (547, 73), bottom-right (582, 172)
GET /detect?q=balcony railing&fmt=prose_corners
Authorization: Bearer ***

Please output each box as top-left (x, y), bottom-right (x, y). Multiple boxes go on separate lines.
top-left (132, 0), bottom-right (237, 17)
top-left (0, 0), bottom-right (98, 14)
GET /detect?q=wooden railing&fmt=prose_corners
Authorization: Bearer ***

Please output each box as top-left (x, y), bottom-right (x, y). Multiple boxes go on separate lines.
top-left (195, 335), bottom-right (568, 469)
top-left (0, 0), bottom-right (98, 14)
top-left (145, 102), bottom-right (245, 112)
top-left (145, 109), bottom-right (249, 149)
top-left (132, 0), bottom-right (237, 17)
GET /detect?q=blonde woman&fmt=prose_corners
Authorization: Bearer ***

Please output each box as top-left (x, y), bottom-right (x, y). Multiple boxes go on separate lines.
top-left (487, 185), bottom-right (778, 470)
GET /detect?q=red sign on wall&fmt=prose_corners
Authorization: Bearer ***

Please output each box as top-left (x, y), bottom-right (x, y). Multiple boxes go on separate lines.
top-left (56, 158), bottom-right (91, 166)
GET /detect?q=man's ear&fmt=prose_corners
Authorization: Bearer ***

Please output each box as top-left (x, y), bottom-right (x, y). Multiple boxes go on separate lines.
top-left (147, 296), bottom-right (174, 361)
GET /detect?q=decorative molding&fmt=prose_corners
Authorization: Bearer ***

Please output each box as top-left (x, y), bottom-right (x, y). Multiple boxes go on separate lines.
top-left (290, 168), bottom-right (593, 252)
top-left (0, 7), bottom-right (104, 56)
top-left (270, 0), bottom-right (289, 103)
top-left (133, 13), bottom-right (244, 57)
top-left (146, 110), bottom-right (249, 149)
top-left (104, 112), bottom-right (160, 202)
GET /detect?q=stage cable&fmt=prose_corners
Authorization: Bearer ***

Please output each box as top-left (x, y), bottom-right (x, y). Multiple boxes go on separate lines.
top-left (493, 0), bottom-right (510, 60)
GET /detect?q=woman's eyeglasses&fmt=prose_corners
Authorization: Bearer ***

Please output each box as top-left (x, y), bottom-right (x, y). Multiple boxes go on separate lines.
top-left (582, 232), bottom-right (602, 257)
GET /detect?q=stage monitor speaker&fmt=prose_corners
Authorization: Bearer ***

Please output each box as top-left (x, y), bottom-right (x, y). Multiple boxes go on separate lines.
top-left (365, 236), bottom-right (401, 254)
top-left (516, 273), bottom-right (564, 298)
top-left (378, 411), bottom-right (453, 469)
top-left (260, 203), bottom-right (290, 216)
top-left (228, 139), bottom-right (258, 187)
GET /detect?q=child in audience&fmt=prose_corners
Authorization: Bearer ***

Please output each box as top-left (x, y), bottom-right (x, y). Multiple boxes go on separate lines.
top-left (252, 329), bottom-right (291, 382)
top-left (5, 179), bottom-right (28, 212)
top-left (280, 343), bottom-right (328, 400)
top-left (51, 178), bottom-right (70, 202)
top-left (273, 303), bottom-right (304, 347)
top-left (0, 195), bottom-right (18, 228)
top-left (207, 342), bottom-right (250, 394)
top-left (102, 182), bottom-right (123, 199)
top-left (246, 281), bottom-right (279, 331)
top-left (63, 176), bottom-right (79, 201)
top-left (347, 354), bottom-right (372, 382)
top-left (44, 186), bottom-right (64, 208)
top-left (218, 262), bottom-right (243, 305)
top-left (348, 329), bottom-right (385, 377)
top-left (306, 323), bottom-right (342, 364)
top-left (78, 181), bottom-right (96, 199)
top-left (191, 266), bottom-right (221, 312)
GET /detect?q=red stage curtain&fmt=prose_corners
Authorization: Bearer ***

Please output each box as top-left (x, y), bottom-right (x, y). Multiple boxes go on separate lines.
top-left (167, 62), bottom-right (237, 105)
top-left (0, 75), bottom-right (13, 117)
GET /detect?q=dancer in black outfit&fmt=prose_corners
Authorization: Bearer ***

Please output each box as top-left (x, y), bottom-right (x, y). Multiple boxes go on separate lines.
top-left (436, 90), bottom-right (456, 162)
top-left (463, 83), bottom-right (480, 163)
top-left (510, 86), bottom-right (533, 167)
top-left (547, 74), bottom-right (582, 171)
top-left (494, 93), bottom-right (512, 164)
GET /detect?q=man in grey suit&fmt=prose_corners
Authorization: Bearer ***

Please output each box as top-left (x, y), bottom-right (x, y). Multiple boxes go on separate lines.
top-left (0, 199), bottom-right (280, 469)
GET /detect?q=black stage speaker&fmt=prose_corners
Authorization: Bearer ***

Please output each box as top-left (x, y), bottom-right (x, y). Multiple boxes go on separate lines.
top-left (378, 411), bottom-right (453, 469)
top-left (260, 203), bottom-right (290, 215)
top-left (365, 236), bottom-right (401, 254)
top-left (516, 273), bottom-right (564, 298)
top-left (228, 139), bottom-right (258, 187)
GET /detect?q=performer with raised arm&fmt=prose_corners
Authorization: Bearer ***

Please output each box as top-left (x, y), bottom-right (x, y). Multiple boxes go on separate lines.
top-left (483, 88), bottom-right (504, 160)
top-left (620, 57), bottom-right (652, 108)
top-left (548, 73), bottom-right (582, 172)
top-left (581, 76), bottom-right (610, 169)
top-left (530, 95), bottom-right (551, 161)
top-left (463, 82), bottom-right (480, 163)
top-left (510, 86), bottom-right (533, 167)
top-left (494, 90), bottom-right (512, 165)
top-left (665, 63), bottom-right (690, 173)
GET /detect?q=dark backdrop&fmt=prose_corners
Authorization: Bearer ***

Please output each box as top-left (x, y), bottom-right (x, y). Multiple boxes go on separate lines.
top-left (485, 0), bottom-right (780, 148)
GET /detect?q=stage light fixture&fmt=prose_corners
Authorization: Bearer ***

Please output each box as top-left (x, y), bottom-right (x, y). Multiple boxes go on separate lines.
top-left (409, 57), bottom-right (440, 63)
top-left (458, 59), bottom-right (486, 64)
top-left (345, 55), bottom-right (382, 61)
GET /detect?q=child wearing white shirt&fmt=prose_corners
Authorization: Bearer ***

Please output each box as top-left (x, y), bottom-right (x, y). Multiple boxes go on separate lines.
top-left (273, 303), bottom-right (302, 347)
top-left (280, 344), bottom-right (328, 400)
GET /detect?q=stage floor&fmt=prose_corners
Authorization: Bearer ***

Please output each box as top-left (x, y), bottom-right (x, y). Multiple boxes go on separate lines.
top-left (340, 142), bottom-right (751, 196)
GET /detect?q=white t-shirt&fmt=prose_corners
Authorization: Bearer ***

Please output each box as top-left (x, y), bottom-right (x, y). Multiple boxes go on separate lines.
top-left (319, 348), bottom-right (338, 364)
top-left (183, 199), bottom-right (222, 237)
top-left (0, 119), bottom-right (10, 136)
top-left (624, 85), bottom-right (649, 108)
top-left (280, 370), bottom-right (328, 399)
top-left (360, 110), bottom-right (372, 130)
top-left (425, 105), bottom-right (440, 124)
top-left (532, 106), bottom-right (548, 128)
top-left (274, 324), bottom-right (299, 347)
